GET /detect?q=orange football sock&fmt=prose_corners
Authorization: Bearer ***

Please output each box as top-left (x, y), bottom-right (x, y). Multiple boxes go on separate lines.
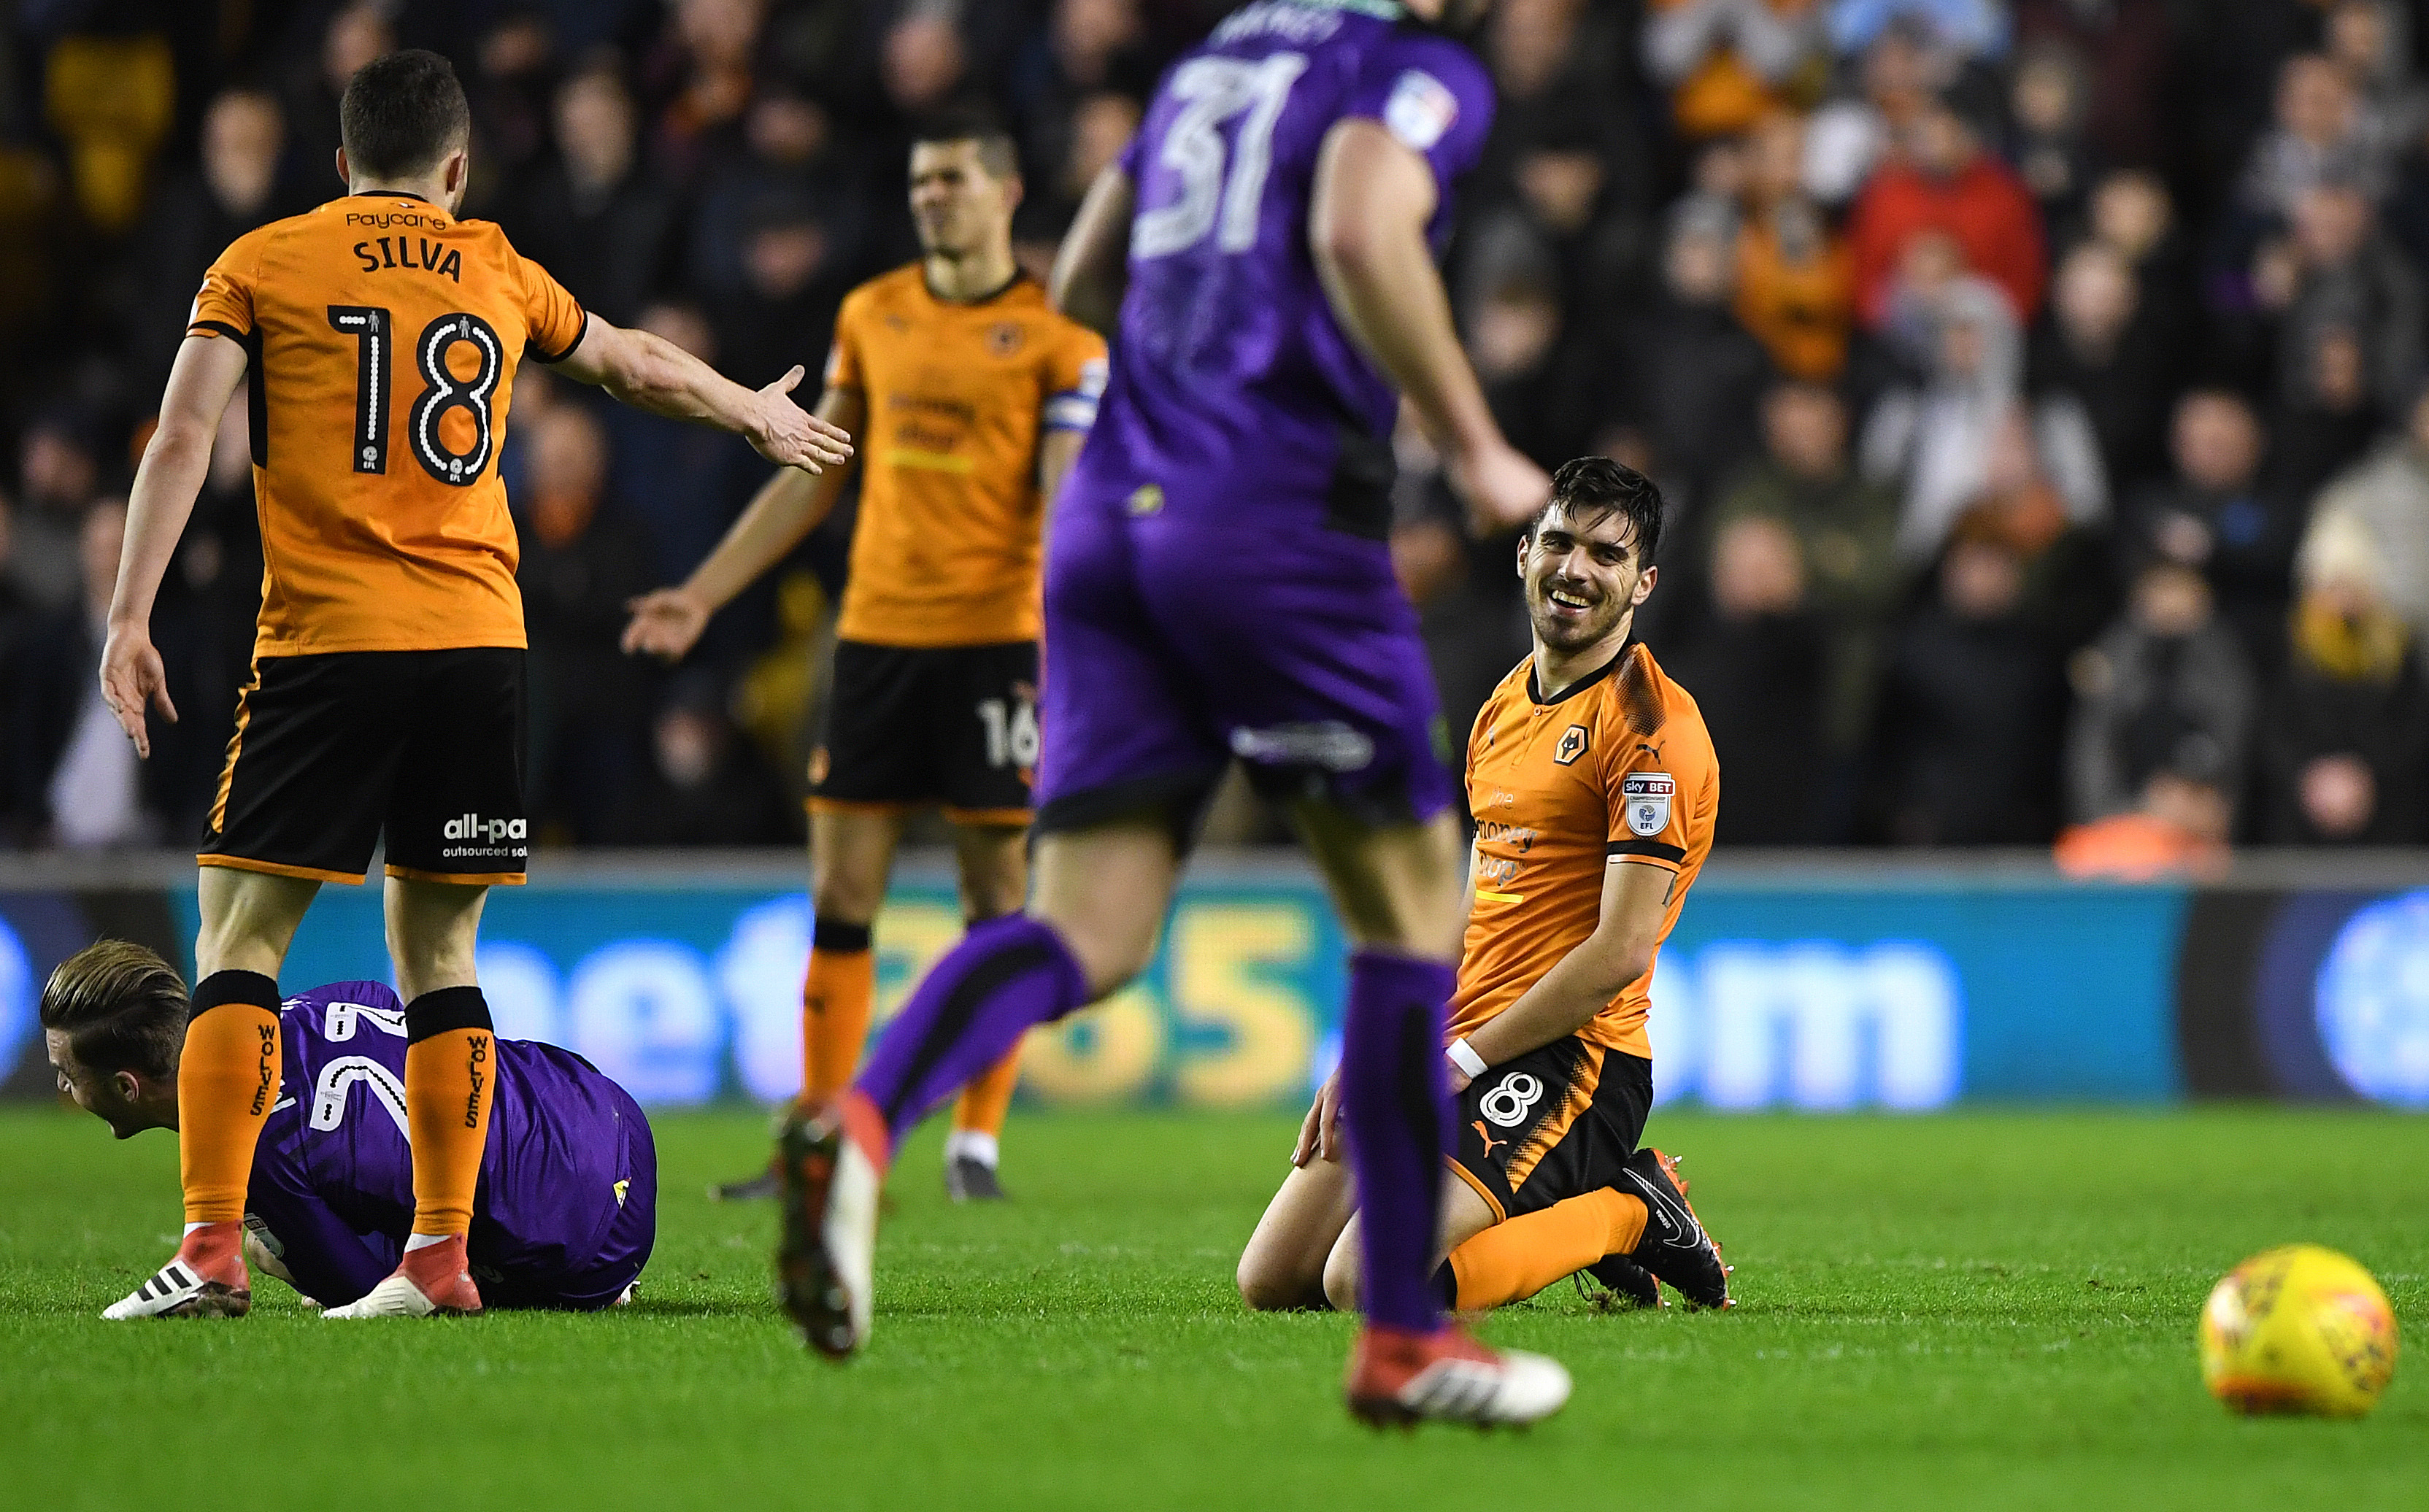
top-left (950, 1046), bottom-right (1021, 1136)
top-left (1445, 1187), bottom-right (1648, 1311)
top-left (404, 987), bottom-right (496, 1240)
top-left (802, 924), bottom-right (877, 1098)
top-left (178, 972), bottom-right (285, 1226)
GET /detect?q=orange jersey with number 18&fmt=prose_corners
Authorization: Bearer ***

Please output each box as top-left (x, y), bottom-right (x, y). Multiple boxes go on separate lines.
top-left (187, 191), bottom-right (588, 657)
top-left (1451, 643), bottom-right (1719, 1062)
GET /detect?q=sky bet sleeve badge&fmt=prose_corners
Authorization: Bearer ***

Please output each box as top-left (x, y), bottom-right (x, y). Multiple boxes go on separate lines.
top-left (1622, 772), bottom-right (1674, 836)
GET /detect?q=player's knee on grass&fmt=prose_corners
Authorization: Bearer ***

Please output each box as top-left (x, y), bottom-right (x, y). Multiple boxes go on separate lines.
top-left (1236, 1241), bottom-right (1326, 1312)
top-left (1322, 1224), bottom-right (1363, 1314)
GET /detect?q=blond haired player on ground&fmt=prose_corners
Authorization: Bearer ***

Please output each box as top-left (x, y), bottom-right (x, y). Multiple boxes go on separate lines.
top-left (623, 115), bottom-right (1106, 1203)
top-left (1238, 457), bottom-right (1733, 1318)
top-left (97, 49), bottom-right (851, 1320)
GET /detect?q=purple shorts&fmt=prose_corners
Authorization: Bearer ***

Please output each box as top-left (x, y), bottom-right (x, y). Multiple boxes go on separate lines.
top-left (1035, 482), bottom-right (1454, 841)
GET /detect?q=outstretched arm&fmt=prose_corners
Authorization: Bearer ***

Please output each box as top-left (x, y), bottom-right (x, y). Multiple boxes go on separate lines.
top-left (1050, 165), bottom-right (1135, 335)
top-left (555, 317), bottom-right (855, 474)
top-left (103, 333), bottom-right (250, 757)
top-left (1308, 119), bottom-right (1547, 531)
top-left (622, 384), bottom-right (866, 662)
top-left (1446, 860), bottom-right (1673, 1089)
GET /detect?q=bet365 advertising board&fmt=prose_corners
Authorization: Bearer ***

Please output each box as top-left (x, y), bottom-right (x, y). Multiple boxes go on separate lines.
top-left (2, 856), bottom-right (2425, 1110)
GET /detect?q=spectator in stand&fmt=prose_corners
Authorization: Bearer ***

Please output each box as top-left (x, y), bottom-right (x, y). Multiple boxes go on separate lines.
top-left (2063, 553), bottom-right (2255, 831)
top-left (11, 414), bottom-right (102, 616)
top-left (466, 10), bottom-right (559, 189)
top-left (2251, 183), bottom-right (2420, 454)
top-left (1664, 514), bottom-right (1829, 843)
top-left (1735, 110), bottom-right (1857, 380)
top-left (1642, 0), bottom-right (1831, 142)
top-left (519, 405), bottom-right (661, 845)
top-left (504, 61), bottom-right (682, 328)
top-left (1622, 198), bottom-right (1776, 517)
top-left (2325, 1), bottom-right (2428, 175)
top-left (2011, 0), bottom-right (2174, 174)
top-left (1481, 0), bottom-right (1653, 212)
top-left (1711, 381), bottom-right (1905, 771)
top-left (2125, 389), bottom-right (2307, 674)
top-left (7, 501), bottom-right (165, 849)
top-left (2005, 42), bottom-right (2095, 237)
top-left (2030, 239), bottom-right (2174, 499)
top-left (1804, 18), bottom-right (1943, 207)
top-left (283, 1), bottom-right (393, 175)
top-left (609, 675), bottom-right (793, 846)
top-left (1866, 505), bottom-right (2068, 845)
top-left (705, 188), bottom-right (852, 390)
top-left (1827, 0), bottom-right (2006, 62)
top-left (1009, 0), bottom-right (1153, 219)
top-left (131, 89), bottom-right (295, 393)
top-left (2257, 511), bottom-right (2429, 844)
top-left (2241, 54), bottom-right (2388, 218)
top-left (2085, 169), bottom-right (2195, 371)
top-left (2303, 379), bottom-right (2429, 648)
top-left (1849, 84), bottom-right (2047, 331)
top-left (1860, 277), bottom-right (2104, 560)
top-left (2182, 0), bottom-right (2339, 217)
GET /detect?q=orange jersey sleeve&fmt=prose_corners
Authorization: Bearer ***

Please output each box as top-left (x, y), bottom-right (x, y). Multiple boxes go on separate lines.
top-left (832, 267), bottom-right (1104, 648)
top-left (185, 195), bottom-right (585, 657)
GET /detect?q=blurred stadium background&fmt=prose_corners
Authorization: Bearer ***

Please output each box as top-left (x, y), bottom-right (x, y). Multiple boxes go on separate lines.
top-left (0, 0), bottom-right (2426, 1119)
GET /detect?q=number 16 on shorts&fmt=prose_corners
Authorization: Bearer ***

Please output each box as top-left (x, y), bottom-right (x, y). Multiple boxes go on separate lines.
top-left (977, 694), bottom-right (1039, 770)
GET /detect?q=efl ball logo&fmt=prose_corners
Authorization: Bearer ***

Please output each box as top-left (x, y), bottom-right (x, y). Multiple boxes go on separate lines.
top-left (2200, 1244), bottom-right (2398, 1418)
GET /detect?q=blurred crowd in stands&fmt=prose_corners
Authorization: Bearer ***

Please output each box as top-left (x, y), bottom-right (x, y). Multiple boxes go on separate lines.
top-left (4, 0), bottom-right (2428, 865)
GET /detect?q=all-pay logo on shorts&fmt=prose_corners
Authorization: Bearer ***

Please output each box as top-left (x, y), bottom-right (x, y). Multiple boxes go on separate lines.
top-left (1622, 773), bottom-right (1673, 837)
top-left (443, 813), bottom-right (526, 844)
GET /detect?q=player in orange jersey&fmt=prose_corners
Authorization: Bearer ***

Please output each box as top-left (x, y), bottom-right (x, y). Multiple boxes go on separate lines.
top-left (96, 50), bottom-right (851, 1320)
top-left (1236, 457), bottom-right (1733, 1316)
top-left (623, 115), bottom-right (1105, 1203)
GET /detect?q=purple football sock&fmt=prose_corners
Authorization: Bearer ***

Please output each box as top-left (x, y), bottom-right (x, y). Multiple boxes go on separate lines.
top-left (1340, 949), bottom-right (1455, 1334)
top-left (852, 914), bottom-right (1089, 1146)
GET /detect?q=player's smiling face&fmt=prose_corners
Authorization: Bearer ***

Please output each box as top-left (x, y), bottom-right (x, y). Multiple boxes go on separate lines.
top-left (1519, 503), bottom-right (1655, 653)
top-left (909, 142), bottom-right (1017, 260)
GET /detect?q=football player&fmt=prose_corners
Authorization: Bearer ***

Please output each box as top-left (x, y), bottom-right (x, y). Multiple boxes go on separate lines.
top-left (43, 941), bottom-right (653, 1314)
top-left (96, 48), bottom-right (849, 1319)
top-left (1237, 458), bottom-right (1732, 1319)
top-left (773, 0), bottom-right (1574, 1427)
top-left (624, 115), bottom-right (1106, 1204)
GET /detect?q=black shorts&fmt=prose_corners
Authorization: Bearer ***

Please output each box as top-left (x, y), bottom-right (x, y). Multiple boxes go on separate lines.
top-left (199, 648), bottom-right (528, 885)
top-left (1450, 1036), bottom-right (1654, 1222)
top-left (809, 639), bottom-right (1038, 824)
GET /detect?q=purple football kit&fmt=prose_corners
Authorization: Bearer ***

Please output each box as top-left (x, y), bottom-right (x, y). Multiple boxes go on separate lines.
top-left (1036, 0), bottom-right (1495, 836)
top-left (844, 0), bottom-right (1500, 1340)
top-left (246, 981), bottom-right (655, 1311)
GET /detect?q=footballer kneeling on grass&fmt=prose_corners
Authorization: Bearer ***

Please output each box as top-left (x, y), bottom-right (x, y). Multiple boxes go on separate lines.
top-left (44, 942), bottom-right (655, 1314)
top-left (1238, 459), bottom-right (1733, 1318)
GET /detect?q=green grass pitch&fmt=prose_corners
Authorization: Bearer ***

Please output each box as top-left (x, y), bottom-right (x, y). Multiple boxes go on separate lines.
top-left (1, 1105), bottom-right (2420, 1509)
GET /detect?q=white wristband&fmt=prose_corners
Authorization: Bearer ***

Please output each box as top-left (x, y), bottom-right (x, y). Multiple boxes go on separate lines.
top-left (1446, 1038), bottom-right (1488, 1079)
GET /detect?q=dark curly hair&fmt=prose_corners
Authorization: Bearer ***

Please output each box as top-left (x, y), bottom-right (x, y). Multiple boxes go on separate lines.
top-left (1528, 455), bottom-right (1665, 568)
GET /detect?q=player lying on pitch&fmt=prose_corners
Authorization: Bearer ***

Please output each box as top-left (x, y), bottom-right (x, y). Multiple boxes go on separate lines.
top-left (42, 941), bottom-right (655, 1315)
top-left (1239, 460), bottom-right (1731, 1318)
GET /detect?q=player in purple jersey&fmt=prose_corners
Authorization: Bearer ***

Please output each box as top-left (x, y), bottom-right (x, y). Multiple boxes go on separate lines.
top-left (774, 0), bottom-right (1567, 1427)
top-left (39, 942), bottom-right (653, 1314)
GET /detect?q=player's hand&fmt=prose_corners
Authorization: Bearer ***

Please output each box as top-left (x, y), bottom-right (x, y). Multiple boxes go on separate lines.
top-left (241, 1222), bottom-right (299, 1290)
top-left (98, 622), bottom-right (176, 760)
top-left (1444, 1055), bottom-right (1474, 1097)
top-left (1446, 438), bottom-right (1552, 534)
top-left (621, 587), bottom-right (713, 662)
top-left (747, 366), bottom-right (855, 474)
top-left (1291, 1071), bottom-right (1347, 1168)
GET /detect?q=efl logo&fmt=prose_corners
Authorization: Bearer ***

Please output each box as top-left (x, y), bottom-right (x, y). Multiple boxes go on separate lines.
top-left (443, 813), bottom-right (527, 843)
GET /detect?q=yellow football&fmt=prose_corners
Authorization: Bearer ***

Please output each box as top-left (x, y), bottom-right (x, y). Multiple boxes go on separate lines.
top-left (2199, 1245), bottom-right (2399, 1418)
